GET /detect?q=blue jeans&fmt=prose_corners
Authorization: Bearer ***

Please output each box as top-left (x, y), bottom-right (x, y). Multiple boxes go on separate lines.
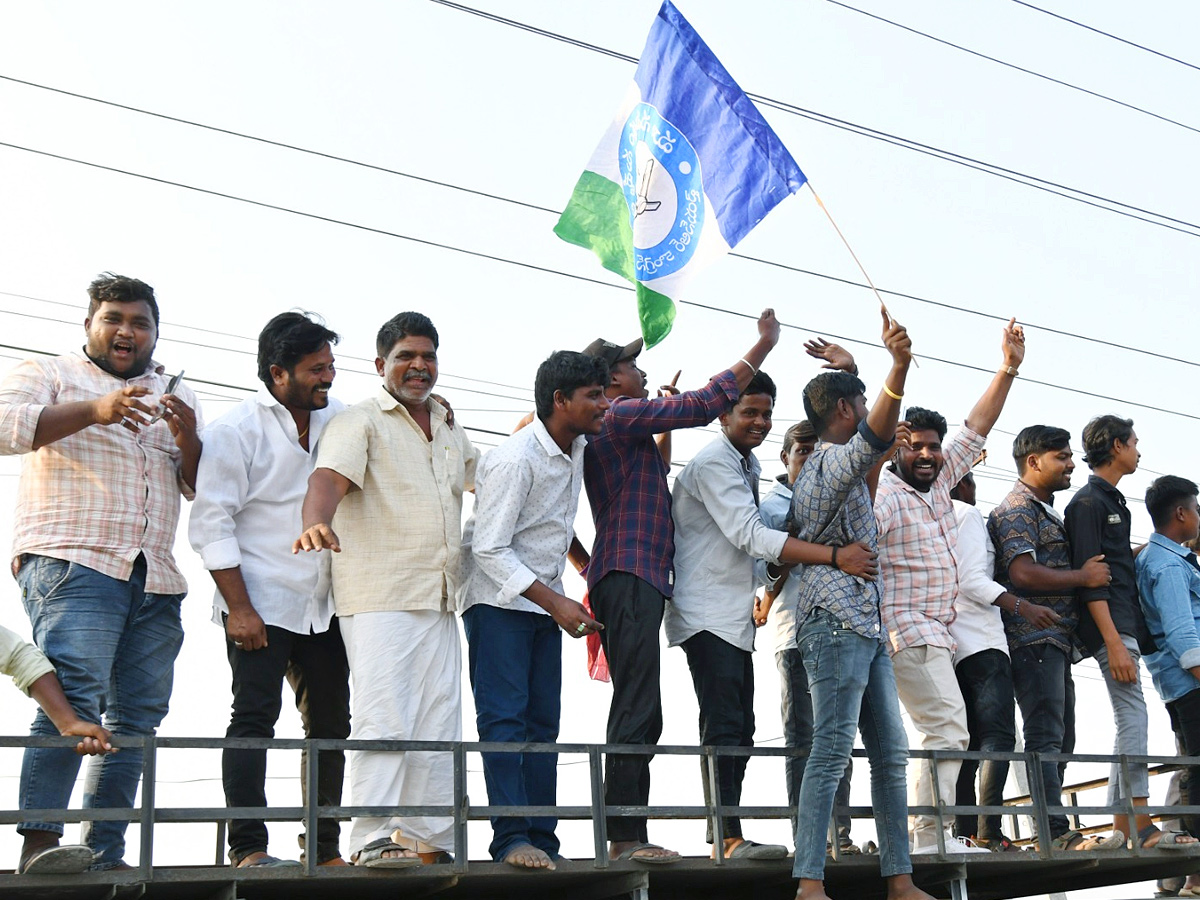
top-left (776, 647), bottom-right (853, 845)
top-left (954, 649), bottom-right (1016, 840)
top-left (17, 555), bottom-right (184, 868)
top-left (463, 604), bottom-right (561, 862)
top-left (793, 609), bottom-right (911, 881)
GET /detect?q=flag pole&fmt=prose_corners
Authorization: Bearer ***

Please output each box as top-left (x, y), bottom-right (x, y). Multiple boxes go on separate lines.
top-left (806, 182), bottom-right (919, 366)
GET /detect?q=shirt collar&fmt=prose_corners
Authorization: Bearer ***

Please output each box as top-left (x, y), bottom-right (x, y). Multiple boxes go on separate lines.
top-left (1087, 473), bottom-right (1126, 502)
top-left (530, 416), bottom-right (584, 459)
top-left (377, 386), bottom-right (446, 423)
top-left (1149, 531), bottom-right (1193, 559)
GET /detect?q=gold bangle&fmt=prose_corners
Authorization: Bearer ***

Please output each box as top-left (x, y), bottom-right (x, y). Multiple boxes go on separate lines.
top-left (882, 383), bottom-right (903, 401)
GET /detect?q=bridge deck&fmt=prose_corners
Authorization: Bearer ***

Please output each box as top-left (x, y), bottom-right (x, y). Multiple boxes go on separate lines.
top-left (2, 851), bottom-right (1197, 900)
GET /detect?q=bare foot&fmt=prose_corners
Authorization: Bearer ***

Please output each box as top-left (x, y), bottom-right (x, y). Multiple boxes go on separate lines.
top-left (886, 874), bottom-right (937, 900)
top-left (1143, 829), bottom-right (1200, 848)
top-left (504, 843), bottom-right (555, 870)
top-left (610, 840), bottom-right (680, 862)
top-left (796, 878), bottom-right (833, 900)
top-left (318, 856), bottom-right (349, 866)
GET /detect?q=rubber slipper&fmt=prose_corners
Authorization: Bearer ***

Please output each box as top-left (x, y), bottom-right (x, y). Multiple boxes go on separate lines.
top-left (19, 844), bottom-right (95, 874)
top-left (726, 839), bottom-right (788, 860)
top-left (237, 854), bottom-right (302, 868)
top-left (351, 838), bottom-right (422, 869)
top-left (1142, 829), bottom-right (1200, 851)
top-left (616, 843), bottom-right (681, 865)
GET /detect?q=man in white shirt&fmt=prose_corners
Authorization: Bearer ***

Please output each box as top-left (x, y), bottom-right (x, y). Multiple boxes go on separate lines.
top-left (190, 312), bottom-right (350, 868)
top-left (949, 470), bottom-right (1058, 851)
top-left (458, 350), bottom-right (607, 871)
top-left (668, 371), bottom-right (861, 860)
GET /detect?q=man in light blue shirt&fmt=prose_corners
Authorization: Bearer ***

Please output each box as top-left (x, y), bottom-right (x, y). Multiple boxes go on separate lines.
top-left (1136, 475), bottom-right (1200, 841)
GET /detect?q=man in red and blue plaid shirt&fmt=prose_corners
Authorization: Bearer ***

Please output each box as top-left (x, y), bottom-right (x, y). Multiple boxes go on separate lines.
top-left (580, 309), bottom-right (780, 865)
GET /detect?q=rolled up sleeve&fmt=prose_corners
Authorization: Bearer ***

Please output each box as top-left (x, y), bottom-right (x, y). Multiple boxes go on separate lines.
top-left (0, 625), bottom-right (55, 695)
top-left (0, 359), bottom-right (54, 455)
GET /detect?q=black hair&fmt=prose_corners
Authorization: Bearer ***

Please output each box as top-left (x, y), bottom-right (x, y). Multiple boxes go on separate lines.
top-left (1012, 425), bottom-right (1072, 474)
top-left (740, 370), bottom-right (777, 402)
top-left (87, 272), bottom-right (159, 328)
top-left (950, 471), bottom-right (975, 502)
top-left (782, 421), bottom-right (817, 455)
top-left (905, 406), bottom-right (947, 441)
top-left (534, 351), bottom-right (610, 420)
top-left (376, 312), bottom-right (439, 358)
top-left (257, 311), bottom-right (340, 388)
top-left (802, 371), bottom-right (866, 437)
top-left (1081, 415), bottom-right (1135, 470)
top-left (1146, 475), bottom-right (1199, 529)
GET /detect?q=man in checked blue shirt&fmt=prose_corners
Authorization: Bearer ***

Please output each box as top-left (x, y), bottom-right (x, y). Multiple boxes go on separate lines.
top-left (789, 309), bottom-right (932, 900)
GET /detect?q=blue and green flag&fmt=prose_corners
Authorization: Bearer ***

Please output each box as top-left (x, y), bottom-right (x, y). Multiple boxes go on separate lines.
top-left (554, 0), bottom-right (806, 347)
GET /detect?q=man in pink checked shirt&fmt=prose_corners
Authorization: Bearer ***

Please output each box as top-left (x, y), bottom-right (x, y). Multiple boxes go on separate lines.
top-left (0, 272), bottom-right (201, 874)
top-left (872, 318), bottom-right (1024, 855)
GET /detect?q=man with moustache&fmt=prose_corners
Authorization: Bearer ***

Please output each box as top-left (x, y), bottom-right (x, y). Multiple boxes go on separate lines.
top-left (0, 272), bottom-right (202, 873)
top-left (295, 312), bottom-right (478, 868)
top-left (458, 350), bottom-right (608, 871)
top-left (190, 312), bottom-right (350, 868)
top-left (988, 426), bottom-right (1117, 850)
top-left (873, 319), bottom-right (1025, 853)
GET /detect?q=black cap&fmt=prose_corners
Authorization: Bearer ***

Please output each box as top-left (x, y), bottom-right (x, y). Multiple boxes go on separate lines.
top-left (582, 337), bottom-right (643, 367)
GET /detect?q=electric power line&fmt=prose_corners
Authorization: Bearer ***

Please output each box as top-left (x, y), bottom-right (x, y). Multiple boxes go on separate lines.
top-left (824, 0), bottom-right (1200, 136)
top-left (1, 141), bottom-right (1197, 426)
top-left (3, 78), bottom-right (1198, 370)
top-left (425, 0), bottom-right (1200, 238)
top-left (1009, 0), bottom-right (1200, 73)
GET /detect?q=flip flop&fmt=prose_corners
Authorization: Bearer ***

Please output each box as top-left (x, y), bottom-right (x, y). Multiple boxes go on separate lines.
top-left (616, 843), bottom-right (681, 865)
top-left (1139, 827), bottom-right (1200, 851)
top-left (19, 844), bottom-right (95, 874)
top-left (726, 839), bottom-right (788, 860)
top-left (237, 854), bottom-right (302, 868)
top-left (351, 838), bottom-right (422, 869)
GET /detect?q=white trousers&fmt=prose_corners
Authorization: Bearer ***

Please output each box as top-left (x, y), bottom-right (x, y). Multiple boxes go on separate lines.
top-left (341, 610), bottom-right (462, 855)
top-left (892, 643), bottom-right (970, 843)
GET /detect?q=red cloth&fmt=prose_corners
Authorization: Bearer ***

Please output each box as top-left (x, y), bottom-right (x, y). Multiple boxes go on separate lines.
top-left (582, 591), bottom-right (609, 682)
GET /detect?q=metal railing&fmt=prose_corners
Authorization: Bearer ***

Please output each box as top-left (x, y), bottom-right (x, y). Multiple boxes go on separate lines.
top-left (2, 734), bottom-right (1198, 880)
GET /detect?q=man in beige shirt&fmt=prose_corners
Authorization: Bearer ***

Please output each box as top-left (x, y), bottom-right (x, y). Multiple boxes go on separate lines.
top-left (295, 311), bottom-right (478, 868)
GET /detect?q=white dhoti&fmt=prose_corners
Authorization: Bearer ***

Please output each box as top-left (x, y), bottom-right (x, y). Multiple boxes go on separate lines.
top-left (341, 609), bottom-right (462, 855)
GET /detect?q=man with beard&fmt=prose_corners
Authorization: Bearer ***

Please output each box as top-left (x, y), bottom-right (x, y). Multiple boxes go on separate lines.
top-left (988, 426), bottom-right (1119, 851)
top-left (0, 272), bottom-right (202, 873)
top-left (295, 312), bottom-right (478, 868)
top-left (873, 319), bottom-right (1025, 853)
top-left (190, 312), bottom-right (350, 868)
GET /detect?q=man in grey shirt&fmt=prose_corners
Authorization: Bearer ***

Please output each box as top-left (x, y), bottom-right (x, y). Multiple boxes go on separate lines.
top-left (668, 370), bottom-right (869, 860)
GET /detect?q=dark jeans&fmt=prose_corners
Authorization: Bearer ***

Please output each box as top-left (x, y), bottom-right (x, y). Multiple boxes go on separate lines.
top-left (224, 618), bottom-right (350, 864)
top-left (954, 649), bottom-right (1016, 840)
top-left (463, 604), bottom-right (562, 862)
top-left (682, 631), bottom-right (753, 843)
top-left (776, 647), bottom-right (853, 845)
top-left (1011, 642), bottom-right (1074, 839)
top-left (590, 572), bottom-right (665, 843)
top-left (1167, 687), bottom-right (1200, 838)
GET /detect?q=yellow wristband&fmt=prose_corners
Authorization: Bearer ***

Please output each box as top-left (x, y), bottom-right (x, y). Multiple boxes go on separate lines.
top-left (882, 383), bottom-right (903, 401)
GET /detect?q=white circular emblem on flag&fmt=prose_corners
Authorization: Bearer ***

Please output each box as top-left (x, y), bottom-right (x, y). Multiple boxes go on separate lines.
top-left (619, 102), bottom-right (705, 281)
